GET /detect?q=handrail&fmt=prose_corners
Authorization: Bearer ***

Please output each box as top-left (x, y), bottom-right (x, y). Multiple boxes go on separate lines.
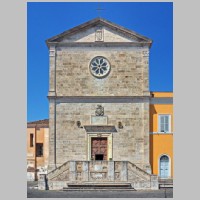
top-left (127, 161), bottom-right (151, 181)
top-left (127, 161), bottom-right (151, 176)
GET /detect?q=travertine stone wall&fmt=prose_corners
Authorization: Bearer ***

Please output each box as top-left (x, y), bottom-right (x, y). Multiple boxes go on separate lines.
top-left (52, 46), bottom-right (149, 97)
top-left (48, 101), bottom-right (150, 169)
top-left (47, 25), bottom-right (151, 172)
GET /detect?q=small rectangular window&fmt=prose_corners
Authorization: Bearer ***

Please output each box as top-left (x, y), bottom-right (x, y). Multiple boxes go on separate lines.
top-left (159, 115), bottom-right (171, 133)
top-left (36, 143), bottom-right (43, 157)
top-left (30, 134), bottom-right (34, 147)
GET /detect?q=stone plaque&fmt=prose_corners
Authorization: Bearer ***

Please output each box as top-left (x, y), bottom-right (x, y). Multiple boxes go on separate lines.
top-left (94, 173), bottom-right (103, 178)
top-left (91, 116), bottom-right (107, 125)
top-left (90, 172), bottom-right (107, 180)
top-left (95, 26), bottom-right (104, 41)
top-left (76, 164), bottom-right (82, 172)
top-left (94, 165), bottom-right (103, 171)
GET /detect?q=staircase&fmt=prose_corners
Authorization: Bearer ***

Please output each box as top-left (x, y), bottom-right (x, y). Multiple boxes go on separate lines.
top-left (38, 161), bottom-right (158, 190)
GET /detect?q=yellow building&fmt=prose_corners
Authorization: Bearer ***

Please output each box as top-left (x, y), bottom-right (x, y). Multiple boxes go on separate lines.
top-left (27, 119), bottom-right (49, 181)
top-left (150, 92), bottom-right (173, 179)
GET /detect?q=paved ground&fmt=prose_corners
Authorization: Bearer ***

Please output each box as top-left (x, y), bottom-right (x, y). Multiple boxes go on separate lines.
top-left (27, 182), bottom-right (173, 198)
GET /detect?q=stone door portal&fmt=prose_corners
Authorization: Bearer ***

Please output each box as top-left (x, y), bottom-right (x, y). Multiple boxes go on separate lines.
top-left (91, 137), bottom-right (107, 160)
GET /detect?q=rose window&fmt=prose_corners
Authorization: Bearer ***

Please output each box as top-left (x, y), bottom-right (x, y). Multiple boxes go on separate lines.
top-left (89, 56), bottom-right (110, 78)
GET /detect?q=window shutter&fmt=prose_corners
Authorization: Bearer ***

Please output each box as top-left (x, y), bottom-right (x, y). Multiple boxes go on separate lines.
top-left (165, 116), bottom-right (169, 132)
top-left (160, 115), bottom-right (165, 132)
top-left (159, 115), bottom-right (170, 133)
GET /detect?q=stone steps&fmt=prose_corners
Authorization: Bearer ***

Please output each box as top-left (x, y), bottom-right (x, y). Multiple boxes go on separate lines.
top-left (158, 179), bottom-right (173, 188)
top-left (63, 188), bottom-right (136, 191)
top-left (159, 184), bottom-right (173, 188)
top-left (63, 182), bottom-right (136, 191)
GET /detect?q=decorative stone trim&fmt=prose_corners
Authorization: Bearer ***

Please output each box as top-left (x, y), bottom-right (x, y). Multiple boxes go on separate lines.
top-left (48, 42), bottom-right (151, 48)
top-left (50, 96), bottom-right (150, 103)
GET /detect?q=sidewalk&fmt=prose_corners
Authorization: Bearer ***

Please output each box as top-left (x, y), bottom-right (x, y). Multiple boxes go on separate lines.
top-left (27, 182), bottom-right (173, 198)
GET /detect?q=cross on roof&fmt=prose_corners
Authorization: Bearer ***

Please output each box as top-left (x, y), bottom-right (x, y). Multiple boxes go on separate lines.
top-left (96, 2), bottom-right (105, 17)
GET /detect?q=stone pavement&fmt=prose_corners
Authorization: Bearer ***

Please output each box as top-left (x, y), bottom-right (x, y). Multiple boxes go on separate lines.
top-left (27, 182), bottom-right (173, 198)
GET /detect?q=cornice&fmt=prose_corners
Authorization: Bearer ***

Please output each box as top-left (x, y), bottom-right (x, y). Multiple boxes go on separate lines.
top-left (47, 42), bottom-right (151, 48)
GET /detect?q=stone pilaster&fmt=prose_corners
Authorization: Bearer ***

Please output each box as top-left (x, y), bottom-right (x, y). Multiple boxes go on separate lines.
top-left (48, 44), bottom-right (57, 171)
top-left (48, 99), bottom-right (57, 171)
top-left (48, 45), bottom-right (56, 97)
top-left (143, 99), bottom-right (151, 172)
top-left (82, 161), bottom-right (89, 181)
top-left (120, 161), bottom-right (128, 181)
top-left (69, 161), bottom-right (76, 181)
top-left (142, 48), bottom-right (150, 96)
top-left (107, 161), bottom-right (114, 181)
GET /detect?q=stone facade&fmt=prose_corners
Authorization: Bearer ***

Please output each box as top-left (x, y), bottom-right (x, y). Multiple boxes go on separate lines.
top-left (48, 100), bottom-right (150, 171)
top-left (44, 18), bottom-right (157, 189)
top-left (52, 47), bottom-right (149, 97)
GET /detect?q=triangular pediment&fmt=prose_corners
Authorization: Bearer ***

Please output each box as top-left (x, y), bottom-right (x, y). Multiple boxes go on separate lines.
top-left (46, 18), bottom-right (152, 46)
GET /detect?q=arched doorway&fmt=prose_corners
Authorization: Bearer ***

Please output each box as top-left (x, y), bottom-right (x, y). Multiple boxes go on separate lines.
top-left (160, 155), bottom-right (170, 178)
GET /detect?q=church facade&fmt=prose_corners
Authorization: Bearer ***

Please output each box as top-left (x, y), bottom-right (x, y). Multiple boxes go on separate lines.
top-left (27, 94), bottom-right (173, 183)
top-left (35, 18), bottom-right (173, 190)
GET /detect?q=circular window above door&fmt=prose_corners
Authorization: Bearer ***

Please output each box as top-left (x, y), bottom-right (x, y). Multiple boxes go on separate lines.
top-left (89, 56), bottom-right (111, 78)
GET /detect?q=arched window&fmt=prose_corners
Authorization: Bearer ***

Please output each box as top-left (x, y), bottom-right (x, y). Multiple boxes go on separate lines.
top-left (160, 155), bottom-right (170, 178)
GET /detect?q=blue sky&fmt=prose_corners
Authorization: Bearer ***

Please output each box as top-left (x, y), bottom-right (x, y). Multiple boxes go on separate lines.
top-left (27, 2), bottom-right (173, 122)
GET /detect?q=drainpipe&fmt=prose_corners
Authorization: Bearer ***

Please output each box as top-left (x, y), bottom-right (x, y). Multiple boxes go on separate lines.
top-left (54, 45), bottom-right (57, 169)
top-left (34, 123), bottom-right (37, 181)
top-left (54, 96), bottom-right (57, 168)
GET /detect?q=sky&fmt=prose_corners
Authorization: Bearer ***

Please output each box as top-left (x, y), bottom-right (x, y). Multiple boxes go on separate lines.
top-left (27, 2), bottom-right (173, 122)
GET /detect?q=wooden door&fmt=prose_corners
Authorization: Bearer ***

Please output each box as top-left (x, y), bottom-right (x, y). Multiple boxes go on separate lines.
top-left (91, 137), bottom-right (107, 160)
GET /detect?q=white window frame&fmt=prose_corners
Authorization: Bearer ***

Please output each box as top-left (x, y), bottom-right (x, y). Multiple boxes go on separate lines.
top-left (158, 114), bottom-right (171, 133)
